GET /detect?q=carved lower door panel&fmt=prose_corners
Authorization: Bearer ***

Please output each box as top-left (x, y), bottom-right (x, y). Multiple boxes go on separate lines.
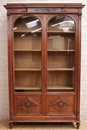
top-left (47, 94), bottom-right (76, 116)
top-left (14, 95), bottom-right (42, 116)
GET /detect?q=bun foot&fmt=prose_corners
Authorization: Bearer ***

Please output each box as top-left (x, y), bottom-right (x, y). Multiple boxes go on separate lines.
top-left (9, 123), bottom-right (13, 129)
top-left (76, 122), bottom-right (80, 129)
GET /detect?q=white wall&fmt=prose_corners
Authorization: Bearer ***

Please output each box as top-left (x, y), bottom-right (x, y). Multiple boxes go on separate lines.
top-left (0, 0), bottom-right (87, 120)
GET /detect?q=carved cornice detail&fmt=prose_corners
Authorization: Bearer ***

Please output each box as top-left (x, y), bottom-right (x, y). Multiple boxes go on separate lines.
top-left (72, 14), bottom-right (78, 21)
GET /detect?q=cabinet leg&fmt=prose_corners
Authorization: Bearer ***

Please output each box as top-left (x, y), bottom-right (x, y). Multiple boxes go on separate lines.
top-left (9, 123), bottom-right (13, 129)
top-left (76, 122), bottom-right (80, 129)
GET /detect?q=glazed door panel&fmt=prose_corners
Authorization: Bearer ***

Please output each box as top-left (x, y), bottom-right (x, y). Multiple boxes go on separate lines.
top-left (47, 15), bottom-right (75, 92)
top-left (13, 16), bottom-right (42, 92)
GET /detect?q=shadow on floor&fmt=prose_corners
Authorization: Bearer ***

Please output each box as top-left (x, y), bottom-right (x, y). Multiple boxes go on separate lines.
top-left (0, 121), bottom-right (77, 129)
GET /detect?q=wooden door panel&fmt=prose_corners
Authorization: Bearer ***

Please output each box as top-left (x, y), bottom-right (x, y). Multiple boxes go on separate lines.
top-left (47, 94), bottom-right (75, 115)
top-left (14, 95), bottom-right (42, 116)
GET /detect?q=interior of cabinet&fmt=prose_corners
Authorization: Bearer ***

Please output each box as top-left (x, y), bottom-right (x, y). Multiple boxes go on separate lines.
top-left (14, 16), bottom-right (42, 92)
top-left (47, 52), bottom-right (75, 69)
top-left (48, 16), bottom-right (75, 32)
top-left (47, 34), bottom-right (75, 51)
top-left (47, 15), bottom-right (75, 91)
top-left (14, 33), bottom-right (41, 50)
top-left (47, 71), bottom-right (74, 91)
top-left (14, 51), bottom-right (42, 91)
top-left (14, 17), bottom-right (41, 32)
top-left (14, 51), bottom-right (41, 69)
top-left (13, 15), bottom-right (75, 92)
top-left (15, 71), bottom-right (41, 91)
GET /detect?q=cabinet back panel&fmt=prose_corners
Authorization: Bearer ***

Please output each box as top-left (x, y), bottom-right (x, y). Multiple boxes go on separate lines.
top-left (14, 34), bottom-right (41, 50)
top-left (48, 71), bottom-right (74, 87)
top-left (47, 35), bottom-right (75, 50)
top-left (14, 52), bottom-right (41, 68)
top-left (48, 52), bottom-right (75, 68)
top-left (15, 71), bottom-right (41, 87)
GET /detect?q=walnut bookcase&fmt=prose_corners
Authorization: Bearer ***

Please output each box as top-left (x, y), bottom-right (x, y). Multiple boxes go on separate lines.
top-left (4, 3), bottom-right (84, 129)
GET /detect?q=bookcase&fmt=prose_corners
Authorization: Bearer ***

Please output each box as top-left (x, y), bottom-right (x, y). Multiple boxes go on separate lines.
top-left (4, 3), bottom-right (84, 129)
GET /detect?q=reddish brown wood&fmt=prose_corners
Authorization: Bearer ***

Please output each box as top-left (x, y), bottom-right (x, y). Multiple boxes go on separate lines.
top-left (47, 94), bottom-right (75, 115)
top-left (4, 3), bottom-right (84, 129)
top-left (14, 95), bottom-right (42, 116)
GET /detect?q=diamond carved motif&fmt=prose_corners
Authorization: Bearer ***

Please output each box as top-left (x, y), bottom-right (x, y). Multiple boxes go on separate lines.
top-left (16, 97), bottom-right (38, 113)
top-left (50, 96), bottom-right (72, 113)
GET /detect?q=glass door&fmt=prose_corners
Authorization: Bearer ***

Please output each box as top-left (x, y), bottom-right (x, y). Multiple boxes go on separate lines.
top-left (47, 15), bottom-right (75, 92)
top-left (13, 16), bottom-right (42, 92)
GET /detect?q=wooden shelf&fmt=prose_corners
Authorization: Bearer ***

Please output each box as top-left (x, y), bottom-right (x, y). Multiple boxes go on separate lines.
top-left (15, 68), bottom-right (74, 71)
top-left (48, 68), bottom-right (74, 71)
top-left (48, 50), bottom-right (75, 52)
top-left (14, 49), bottom-right (41, 52)
top-left (15, 86), bottom-right (73, 91)
top-left (15, 86), bottom-right (41, 90)
top-left (15, 68), bottom-right (41, 71)
top-left (14, 30), bottom-right (42, 33)
top-left (14, 49), bottom-right (74, 52)
top-left (14, 30), bottom-right (31, 33)
top-left (48, 86), bottom-right (74, 90)
top-left (47, 31), bottom-right (75, 34)
top-left (14, 30), bottom-right (75, 34)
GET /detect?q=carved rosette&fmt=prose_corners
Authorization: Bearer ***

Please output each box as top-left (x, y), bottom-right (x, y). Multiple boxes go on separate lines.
top-left (53, 99), bottom-right (69, 109)
top-left (16, 97), bottom-right (38, 113)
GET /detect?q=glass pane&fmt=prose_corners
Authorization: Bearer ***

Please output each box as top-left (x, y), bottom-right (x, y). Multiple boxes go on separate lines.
top-left (27, 8), bottom-right (61, 12)
top-left (13, 16), bottom-right (42, 92)
top-left (47, 15), bottom-right (75, 92)
top-left (48, 15), bottom-right (75, 32)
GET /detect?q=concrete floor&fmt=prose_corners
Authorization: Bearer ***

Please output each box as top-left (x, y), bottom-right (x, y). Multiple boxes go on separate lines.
top-left (0, 121), bottom-right (87, 130)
